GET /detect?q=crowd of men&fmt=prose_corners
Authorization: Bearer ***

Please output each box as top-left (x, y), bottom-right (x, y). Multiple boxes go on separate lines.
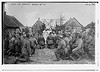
top-left (3, 27), bottom-right (95, 64)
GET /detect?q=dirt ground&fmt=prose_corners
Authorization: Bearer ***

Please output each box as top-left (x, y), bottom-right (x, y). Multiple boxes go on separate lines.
top-left (21, 48), bottom-right (95, 64)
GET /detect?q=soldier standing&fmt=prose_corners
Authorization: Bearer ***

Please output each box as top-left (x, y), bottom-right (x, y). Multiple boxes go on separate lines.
top-left (21, 34), bottom-right (31, 61)
top-left (29, 35), bottom-right (37, 55)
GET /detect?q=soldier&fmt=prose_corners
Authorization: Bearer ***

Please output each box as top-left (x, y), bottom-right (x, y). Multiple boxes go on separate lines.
top-left (14, 33), bottom-right (22, 57)
top-left (37, 34), bottom-right (45, 49)
top-left (63, 33), bottom-right (71, 58)
top-left (71, 34), bottom-right (83, 60)
top-left (8, 35), bottom-right (16, 56)
top-left (4, 34), bottom-right (9, 55)
top-left (21, 34), bottom-right (31, 61)
top-left (46, 33), bottom-right (55, 49)
top-left (29, 35), bottom-right (37, 55)
top-left (83, 32), bottom-right (95, 60)
top-left (8, 35), bottom-right (20, 56)
top-left (54, 36), bottom-right (67, 61)
top-left (63, 33), bottom-right (70, 45)
top-left (83, 33), bottom-right (93, 54)
top-left (87, 38), bottom-right (95, 60)
top-left (53, 35), bottom-right (60, 48)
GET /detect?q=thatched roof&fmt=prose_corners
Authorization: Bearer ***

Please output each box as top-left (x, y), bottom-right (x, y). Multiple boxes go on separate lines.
top-left (4, 12), bottom-right (24, 28)
top-left (85, 22), bottom-right (95, 29)
top-left (10, 16), bottom-right (24, 27)
top-left (64, 18), bottom-right (83, 28)
top-left (32, 18), bottom-right (45, 31)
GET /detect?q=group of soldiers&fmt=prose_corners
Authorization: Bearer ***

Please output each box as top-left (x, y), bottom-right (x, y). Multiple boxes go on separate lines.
top-left (3, 28), bottom-right (95, 64)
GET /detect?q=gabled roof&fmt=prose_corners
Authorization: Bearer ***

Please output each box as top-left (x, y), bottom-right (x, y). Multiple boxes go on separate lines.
top-left (85, 22), bottom-right (95, 29)
top-left (4, 12), bottom-right (24, 28)
top-left (32, 18), bottom-right (44, 30)
top-left (64, 18), bottom-right (83, 28)
top-left (4, 14), bottom-right (18, 28)
top-left (10, 16), bottom-right (24, 27)
top-left (33, 19), bottom-right (43, 27)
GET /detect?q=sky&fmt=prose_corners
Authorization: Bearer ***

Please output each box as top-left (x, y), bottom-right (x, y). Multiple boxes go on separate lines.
top-left (4, 3), bottom-right (95, 26)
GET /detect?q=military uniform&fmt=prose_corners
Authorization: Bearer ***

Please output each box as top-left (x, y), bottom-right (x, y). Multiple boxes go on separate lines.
top-left (55, 39), bottom-right (67, 60)
top-left (53, 35), bottom-right (61, 48)
top-left (84, 36), bottom-right (95, 60)
top-left (29, 37), bottom-right (37, 54)
top-left (63, 37), bottom-right (70, 45)
top-left (37, 35), bottom-right (45, 49)
top-left (4, 37), bottom-right (9, 55)
top-left (71, 38), bottom-right (83, 60)
top-left (8, 37), bottom-right (16, 55)
top-left (46, 35), bottom-right (55, 49)
top-left (83, 34), bottom-right (93, 53)
top-left (21, 38), bottom-right (31, 60)
top-left (14, 38), bottom-right (22, 56)
top-left (72, 38), bottom-right (83, 52)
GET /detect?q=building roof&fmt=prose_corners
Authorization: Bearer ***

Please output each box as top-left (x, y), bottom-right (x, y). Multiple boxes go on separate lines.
top-left (4, 12), bottom-right (24, 28)
top-left (64, 18), bottom-right (83, 28)
top-left (85, 22), bottom-right (95, 29)
top-left (32, 18), bottom-right (45, 31)
top-left (10, 16), bottom-right (24, 27)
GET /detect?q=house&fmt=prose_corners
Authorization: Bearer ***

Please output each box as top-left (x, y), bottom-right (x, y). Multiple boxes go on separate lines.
top-left (3, 12), bottom-right (24, 36)
top-left (84, 22), bottom-right (95, 36)
top-left (64, 18), bottom-right (83, 32)
top-left (32, 18), bottom-right (46, 34)
top-left (84, 22), bottom-right (95, 29)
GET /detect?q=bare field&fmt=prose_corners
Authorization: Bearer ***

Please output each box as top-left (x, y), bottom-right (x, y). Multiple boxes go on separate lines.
top-left (23, 48), bottom-right (95, 64)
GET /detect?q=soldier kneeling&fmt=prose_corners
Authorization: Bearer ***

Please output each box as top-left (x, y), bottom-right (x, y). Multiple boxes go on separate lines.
top-left (70, 34), bottom-right (83, 61)
top-left (37, 35), bottom-right (45, 49)
top-left (46, 33), bottom-right (55, 49)
top-left (54, 36), bottom-right (68, 61)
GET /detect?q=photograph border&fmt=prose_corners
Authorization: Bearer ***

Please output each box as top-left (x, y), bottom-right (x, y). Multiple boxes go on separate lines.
top-left (1, 0), bottom-right (99, 72)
